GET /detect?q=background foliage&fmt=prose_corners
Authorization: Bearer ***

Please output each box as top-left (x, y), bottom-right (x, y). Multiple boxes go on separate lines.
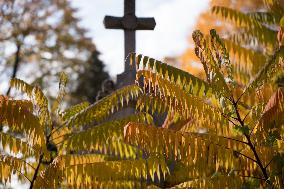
top-left (0, 0), bottom-right (109, 102)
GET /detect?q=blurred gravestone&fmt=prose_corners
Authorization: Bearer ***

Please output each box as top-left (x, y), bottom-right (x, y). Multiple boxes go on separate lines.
top-left (96, 0), bottom-right (156, 117)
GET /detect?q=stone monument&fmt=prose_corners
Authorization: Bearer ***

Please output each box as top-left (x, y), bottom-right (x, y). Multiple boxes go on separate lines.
top-left (103, 0), bottom-right (156, 88)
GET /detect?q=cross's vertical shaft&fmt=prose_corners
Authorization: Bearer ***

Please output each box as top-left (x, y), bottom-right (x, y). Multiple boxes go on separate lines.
top-left (124, 0), bottom-right (135, 15)
top-left (124, 31), bottom-right (135, 71)
top-left (104, 0), bottom-right (155, 86)
top-left (124, 0), bottom-right (136, 72)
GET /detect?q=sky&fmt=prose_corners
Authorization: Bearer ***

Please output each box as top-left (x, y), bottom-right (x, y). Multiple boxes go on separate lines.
top-left (71, 0), bottom-right (209, 77)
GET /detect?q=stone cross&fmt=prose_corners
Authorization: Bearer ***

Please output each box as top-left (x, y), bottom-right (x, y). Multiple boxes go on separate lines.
top-left (104, 0), bottom-right (156, 72)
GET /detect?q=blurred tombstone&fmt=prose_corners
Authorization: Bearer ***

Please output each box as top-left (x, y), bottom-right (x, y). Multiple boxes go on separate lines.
top-left (96, 0), bottom-right (156, 118)
top-left (96, 79), bottom-right (115, 101)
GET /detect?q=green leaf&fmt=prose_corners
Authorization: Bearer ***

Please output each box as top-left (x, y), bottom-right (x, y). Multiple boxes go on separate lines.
top-left (280, 15), bottom-right (284, 27)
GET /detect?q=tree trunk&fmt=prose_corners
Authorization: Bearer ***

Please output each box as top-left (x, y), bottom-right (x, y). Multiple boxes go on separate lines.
top-left (6, 43), bottom-right (21, 96)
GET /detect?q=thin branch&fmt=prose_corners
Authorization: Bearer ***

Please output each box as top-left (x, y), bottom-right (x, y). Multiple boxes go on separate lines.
top-left (231, 98), bottom-right (272, 186)
top-left (243, 110), bottom-right (250, 120)
top-left (176, 131), bottom-right (245, 154)
top-left (18, 158), bottom-right (36, 170)
top-left (223, 136), bottom-right (248, 145)
top-left (236, 91), bottom-right (245, 104)
top-left (264, 157), bottom-right (274, 169)
top-left (224, 95), bottom-right (234, 103)
top-left (230, 116), bottom-right (239, 121)
top-left (234, 151), bottom-right (258, 163)
top-left (29, 153), bottom-right (43, 189)
top-left (6, 43), bottom-right (21, 96)
top-left (221, 112), bottom-right (238, 127)
top-left (238, 174), bottom-right (265, 180)
top-left (14, 169), bottom-right (32, 183)
top-left (186, 131), bottom-right (248, 145)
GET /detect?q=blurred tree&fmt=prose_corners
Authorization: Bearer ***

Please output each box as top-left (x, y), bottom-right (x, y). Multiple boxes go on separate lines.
top-left (72, 50), bottom-right (110, 104)
top-left (181, 0), bottom-right (264, 76)
top-left (0, 0), bottom-right (109, 101)
top-left (211, 0), bottom-right (284, 72)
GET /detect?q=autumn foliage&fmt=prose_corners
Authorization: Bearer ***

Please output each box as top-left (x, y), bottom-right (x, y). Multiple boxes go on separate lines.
top-left (1, 0), bottom-right (284, 188)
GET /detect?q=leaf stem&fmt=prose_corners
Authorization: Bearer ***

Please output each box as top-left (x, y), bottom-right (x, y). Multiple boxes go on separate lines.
top-left (264, 157), bottom-right (274, 169)
top-left (237, 174), bottom-right (265, 180)
top-left (222, 136), bottom-right (248, 145)
top-left (234, 151), bottom-right (257, 163)
top-left (14, 169), bottom-right (31, 183)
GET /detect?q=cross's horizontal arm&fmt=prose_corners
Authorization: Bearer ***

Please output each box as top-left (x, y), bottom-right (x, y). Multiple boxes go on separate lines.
top-left (136, 18), bottom-right (156, 30)
top-left (104, 16), bottom-right (122, 29)
top-left (104, 16), bottom-right (156, 30)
